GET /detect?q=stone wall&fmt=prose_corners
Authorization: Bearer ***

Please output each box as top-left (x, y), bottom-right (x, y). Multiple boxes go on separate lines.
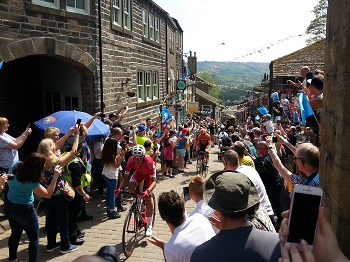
top-left (322, 0), bottom-right (350, 256)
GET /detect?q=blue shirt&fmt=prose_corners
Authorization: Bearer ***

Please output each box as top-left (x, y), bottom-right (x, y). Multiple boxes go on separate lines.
top-left (8, 177), bottom-right (39, 204)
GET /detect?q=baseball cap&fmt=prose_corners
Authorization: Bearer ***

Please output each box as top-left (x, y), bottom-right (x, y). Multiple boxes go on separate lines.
top-left (138, 124), bottom-right (147, 132)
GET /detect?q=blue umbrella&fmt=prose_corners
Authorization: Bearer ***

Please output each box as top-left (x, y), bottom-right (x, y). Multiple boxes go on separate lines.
top-left (34, 110), bottom-right (109, 140)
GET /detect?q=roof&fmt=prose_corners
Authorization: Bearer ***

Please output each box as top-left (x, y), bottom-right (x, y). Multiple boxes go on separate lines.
top-left (271, 39), bottom-right (325, 77)
top-left (195, 88), bottom-right (218, 105)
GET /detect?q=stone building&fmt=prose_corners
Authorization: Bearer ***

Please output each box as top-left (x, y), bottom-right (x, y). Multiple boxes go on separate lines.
top-left (0, 0), bottom-right (183, 154)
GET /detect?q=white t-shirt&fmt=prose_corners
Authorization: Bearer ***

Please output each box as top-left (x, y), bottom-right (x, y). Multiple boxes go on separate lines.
top-left (263, 120), bottom-right (274, 134)
top-left (236, 165), bottom-right (274, 216)
top-left (188, 200), bottom-right (219, 234)
top-left (164, 213), bottom-right (215, 262)
top-left (280, 98), bottom-right (289, 112)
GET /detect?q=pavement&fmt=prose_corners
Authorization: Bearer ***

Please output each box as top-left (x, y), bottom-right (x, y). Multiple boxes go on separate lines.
top-left (0, 148), bottom-right (224, 262)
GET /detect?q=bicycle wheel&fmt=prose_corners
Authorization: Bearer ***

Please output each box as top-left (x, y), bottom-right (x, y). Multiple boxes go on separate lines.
top-left (122, 209), bottom-right (138, 257)
top-left (204, 158), bottom-right (209, 178)
top-left (201, 159), bottom-right (205, 177)
top-left (196, 158), bottom-right (201, 174)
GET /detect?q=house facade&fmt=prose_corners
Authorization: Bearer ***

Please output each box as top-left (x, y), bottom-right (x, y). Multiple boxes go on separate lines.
top-left (0, 0), bottom-right (183, 153)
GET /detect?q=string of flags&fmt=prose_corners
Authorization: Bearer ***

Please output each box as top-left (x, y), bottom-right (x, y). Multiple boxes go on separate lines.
top-left (179, 33), bottom-right (306, 76)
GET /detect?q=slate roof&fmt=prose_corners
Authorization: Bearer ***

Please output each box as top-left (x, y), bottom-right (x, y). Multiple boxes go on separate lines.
top-left (195, 88), bottom-right (218, 105)
top-left (271, 39), bottom-right (325, 77)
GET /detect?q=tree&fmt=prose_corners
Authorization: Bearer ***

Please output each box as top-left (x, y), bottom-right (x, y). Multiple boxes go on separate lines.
top-left (198, 72), bottom-right (223, 103)
top-left (306, 0), bottom-right (328, 45)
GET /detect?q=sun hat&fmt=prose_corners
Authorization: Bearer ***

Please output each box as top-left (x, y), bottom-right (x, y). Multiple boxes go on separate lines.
top-left (204, 171), bottom-right (259, 214)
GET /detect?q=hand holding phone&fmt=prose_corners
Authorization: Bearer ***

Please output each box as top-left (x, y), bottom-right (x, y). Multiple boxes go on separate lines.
top-left (76, 118), bottom-right (82, 126)
top-left (99, 113), bottom-right (106, 117)
top-left (286, 185), bottom-right (323, 251)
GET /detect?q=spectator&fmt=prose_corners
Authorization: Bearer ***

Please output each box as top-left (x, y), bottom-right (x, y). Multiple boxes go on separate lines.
top-left (262, 114), bottom-right (274, 134)
top-left (136, 124), bottom-right (150, 146)
top-left (280, 94), bottom-right (290, 120)
top-left (254, 141), bottom-right (287, 224)
top-left (91, 138), bottom-right (104, 196)
top-left (148, 190), bottom-right (215, 262)
top-left (175, 128), bottom-right (189, 173)
top-left (163, 130), bottom-right (178, 178)
top-left (104, 107), bottom-right (129, 129)
top-left (0, 117), bottom-right (32, 202)
top-left (37, 131), bottom-right (80, 254)
top-left (5, 153), bottom-right (62, 261)
top-left (44, 126), bottom-right (75, 152)
top-left (101, 137), bottom-right (128, 219)
top-left (266, 136), bottom-right (319, 188)
top-left (221, 150), bottom-right (275, 228)
top-left (63, 138), bottom-right (92, 246)
top-left (272, 101), bottom-right (283, 120)
top-left (233, 141), bottom-right (255, 168)
top-left (188, 175), bottom-right (219, 233)
top-left (190, 172), bottom-right (281, 261)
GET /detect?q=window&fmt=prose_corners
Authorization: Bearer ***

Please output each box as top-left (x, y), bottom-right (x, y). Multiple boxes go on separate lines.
top-left (138, 71), bottom-right (145, 102)
top-left (112, 0), bottom-right (131, 30)
top-left (45, 92), bottom-right (62, 114)
top-left (64, 96), bottom-right (79, 111)
top-left (152, 72), bottom-right (159, 99)
top-left (143, 10), bottom-right (149, 38)
top-left (123, 0), bottom-right (131, 30)
top-left (149, 14), bottom-right (154, 40)
top-left (32, 0), bottom-right (60, 9)
top-left (155, 17), bottom-right (160, 43)
top-left (67, 0), bottom-right (90, 15)
top-left (137, 71), bottom-right (159, 102)
top-left (113, 0), bottom-right (122, 26)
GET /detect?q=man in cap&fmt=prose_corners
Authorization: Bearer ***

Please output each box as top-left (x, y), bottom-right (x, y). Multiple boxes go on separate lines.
top-left (136, 124), bottom-right (150, 146)
top-left (190, 172), bottom-right (280, 261)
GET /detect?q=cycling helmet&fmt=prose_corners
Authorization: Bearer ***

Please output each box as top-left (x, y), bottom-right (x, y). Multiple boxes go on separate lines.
top-left (222, 132), bottom-right (228, 138)
top-left (228, 126), bottom-right (234, 131)
top-left (131, 145), bottom-right (146, 157)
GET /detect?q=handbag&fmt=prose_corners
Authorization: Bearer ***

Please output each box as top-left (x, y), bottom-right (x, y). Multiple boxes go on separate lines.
top-left (59, 178), bottom-right (75, 201)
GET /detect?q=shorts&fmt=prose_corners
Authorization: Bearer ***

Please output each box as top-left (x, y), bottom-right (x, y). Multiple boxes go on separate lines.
top-left (199, 145), bottom-right (208, 152)
top-left (165, 160), bottom-right (173, 168)
top-left (175, 148), bottom-right (186, 157)
top-left (129, 169), bottom-right (156, 190)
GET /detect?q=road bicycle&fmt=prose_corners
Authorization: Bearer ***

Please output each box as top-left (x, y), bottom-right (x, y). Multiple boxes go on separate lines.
top-left (121, 191), bottom-right (156, 258)
top-left (196, 150), bottom-right (209, 178)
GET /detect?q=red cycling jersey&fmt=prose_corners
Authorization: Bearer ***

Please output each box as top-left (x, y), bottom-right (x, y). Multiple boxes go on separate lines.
top-left (125, 154), bottom-right (156, 188)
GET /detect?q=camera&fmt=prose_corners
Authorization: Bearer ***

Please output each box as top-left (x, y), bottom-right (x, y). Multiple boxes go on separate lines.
top-left (272, 136), bottom-right (278, 143)
top-left (100, 113), bottom-right (106, 117)
top-left (96, 245), bottom-right (120, 262)
top-left (7, 174), bottom-right (15, 180)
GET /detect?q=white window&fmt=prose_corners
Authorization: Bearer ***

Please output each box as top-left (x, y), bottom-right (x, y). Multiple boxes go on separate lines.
top-left (138, 71), bottom-right (145, 102)
top-left (145, 72), bottom-right (151, 101)
top-left (32, 0), bottom-right (60, 9)
top-left (113, 0), bottom-right (122, 26)
top-left (149, 14), bottom-right (154, 40)
top-left (67, 0), bottom-right (90, 15)
top-left (155, 17), bottom-right (160, 43)
top-left (152, 72), bottom-right (159, 99)
top-left (123, 0), bottom-right (131, 30)
top-left (143, 10), bottom-right (149, 38)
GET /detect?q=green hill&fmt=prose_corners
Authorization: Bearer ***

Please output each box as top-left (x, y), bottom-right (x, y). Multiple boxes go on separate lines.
top-left (197, 61), bottom-right (269, 102)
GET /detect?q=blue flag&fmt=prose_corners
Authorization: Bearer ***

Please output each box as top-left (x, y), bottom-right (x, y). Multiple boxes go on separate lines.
top-left (181, 69), bottom-right (189, 80)
top-left (257, 106), bottom-right (269, 115)
top-left (0, 61), bottom-right (3, 70)
top-left (298, 92), bottom-right (314, 126)
top-left (161, 108), bottom-right (173, 123)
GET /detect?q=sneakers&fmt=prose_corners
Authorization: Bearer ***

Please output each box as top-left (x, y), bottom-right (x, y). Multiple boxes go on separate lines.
top-left (165, 173), bottom-right (175, 178)
top-left (107, 211), bottom-right (121, 219)
top-left (46, 242), bottom-right (61, 253)
top-left (178, 169), bottom-right (187, 173)
top-left (146, 225), bottom-right (153, 237)
top-left (60, 244), bottom-right (78, 254)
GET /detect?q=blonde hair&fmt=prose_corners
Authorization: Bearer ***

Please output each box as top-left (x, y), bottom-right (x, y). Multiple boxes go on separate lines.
top-left (0, 117), bottom-right (9, 130)
top-left (44, 127), bottom-right (60, 139)
top-left (37, 138), bottom-right (59, 166)
top-left (189, 175), bottom-right (205, 198)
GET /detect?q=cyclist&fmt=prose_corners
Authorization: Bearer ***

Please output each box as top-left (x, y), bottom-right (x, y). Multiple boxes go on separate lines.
top-left (116, 145), bottom-right (156, 237)
top-left (195, 128), bottom-right (211, 167)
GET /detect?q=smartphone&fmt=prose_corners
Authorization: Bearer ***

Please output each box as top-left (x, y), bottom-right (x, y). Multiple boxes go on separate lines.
top-left (183, 186), bottom-right (190, 201)
top-left (99, 113), bottom-right (106, 117)
top-left (130, 126), bottom-right (133, 130)
top-left (286, 185), bottom-right (323, 250)
top-left (272, 136), bottom-right (278, 143)
top-left (76, 118), bottom-right (82, 126)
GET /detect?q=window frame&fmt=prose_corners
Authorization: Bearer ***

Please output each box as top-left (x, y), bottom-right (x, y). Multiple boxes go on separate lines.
top-left (32, 0), bottom-right (60, 9)
top-left (66, 0), bottom-right (90, 15)
top-left (137, 70), bottom-right (159, 103)
top-left (143, 9), bottom-right (149, 38)
top-left (155, 17), bottom-right (160, 43)
top-left (149, 13), bottom-right (155, 41)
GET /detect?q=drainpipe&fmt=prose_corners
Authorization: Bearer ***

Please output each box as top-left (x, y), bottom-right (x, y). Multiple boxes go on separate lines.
top-left (165, 15), bottom-right (169, 98)
top-left (268, 61), bottom-right (273, 114)
top-left (98, 0), bottom-right (104, 113)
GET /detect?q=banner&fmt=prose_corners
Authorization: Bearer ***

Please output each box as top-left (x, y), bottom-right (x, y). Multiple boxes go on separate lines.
top-left (188, 102), bottom-right (199, 113)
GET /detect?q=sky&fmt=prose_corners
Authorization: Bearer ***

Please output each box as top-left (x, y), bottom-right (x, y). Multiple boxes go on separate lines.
top-left (153, 0), bottom-right (320, 62)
